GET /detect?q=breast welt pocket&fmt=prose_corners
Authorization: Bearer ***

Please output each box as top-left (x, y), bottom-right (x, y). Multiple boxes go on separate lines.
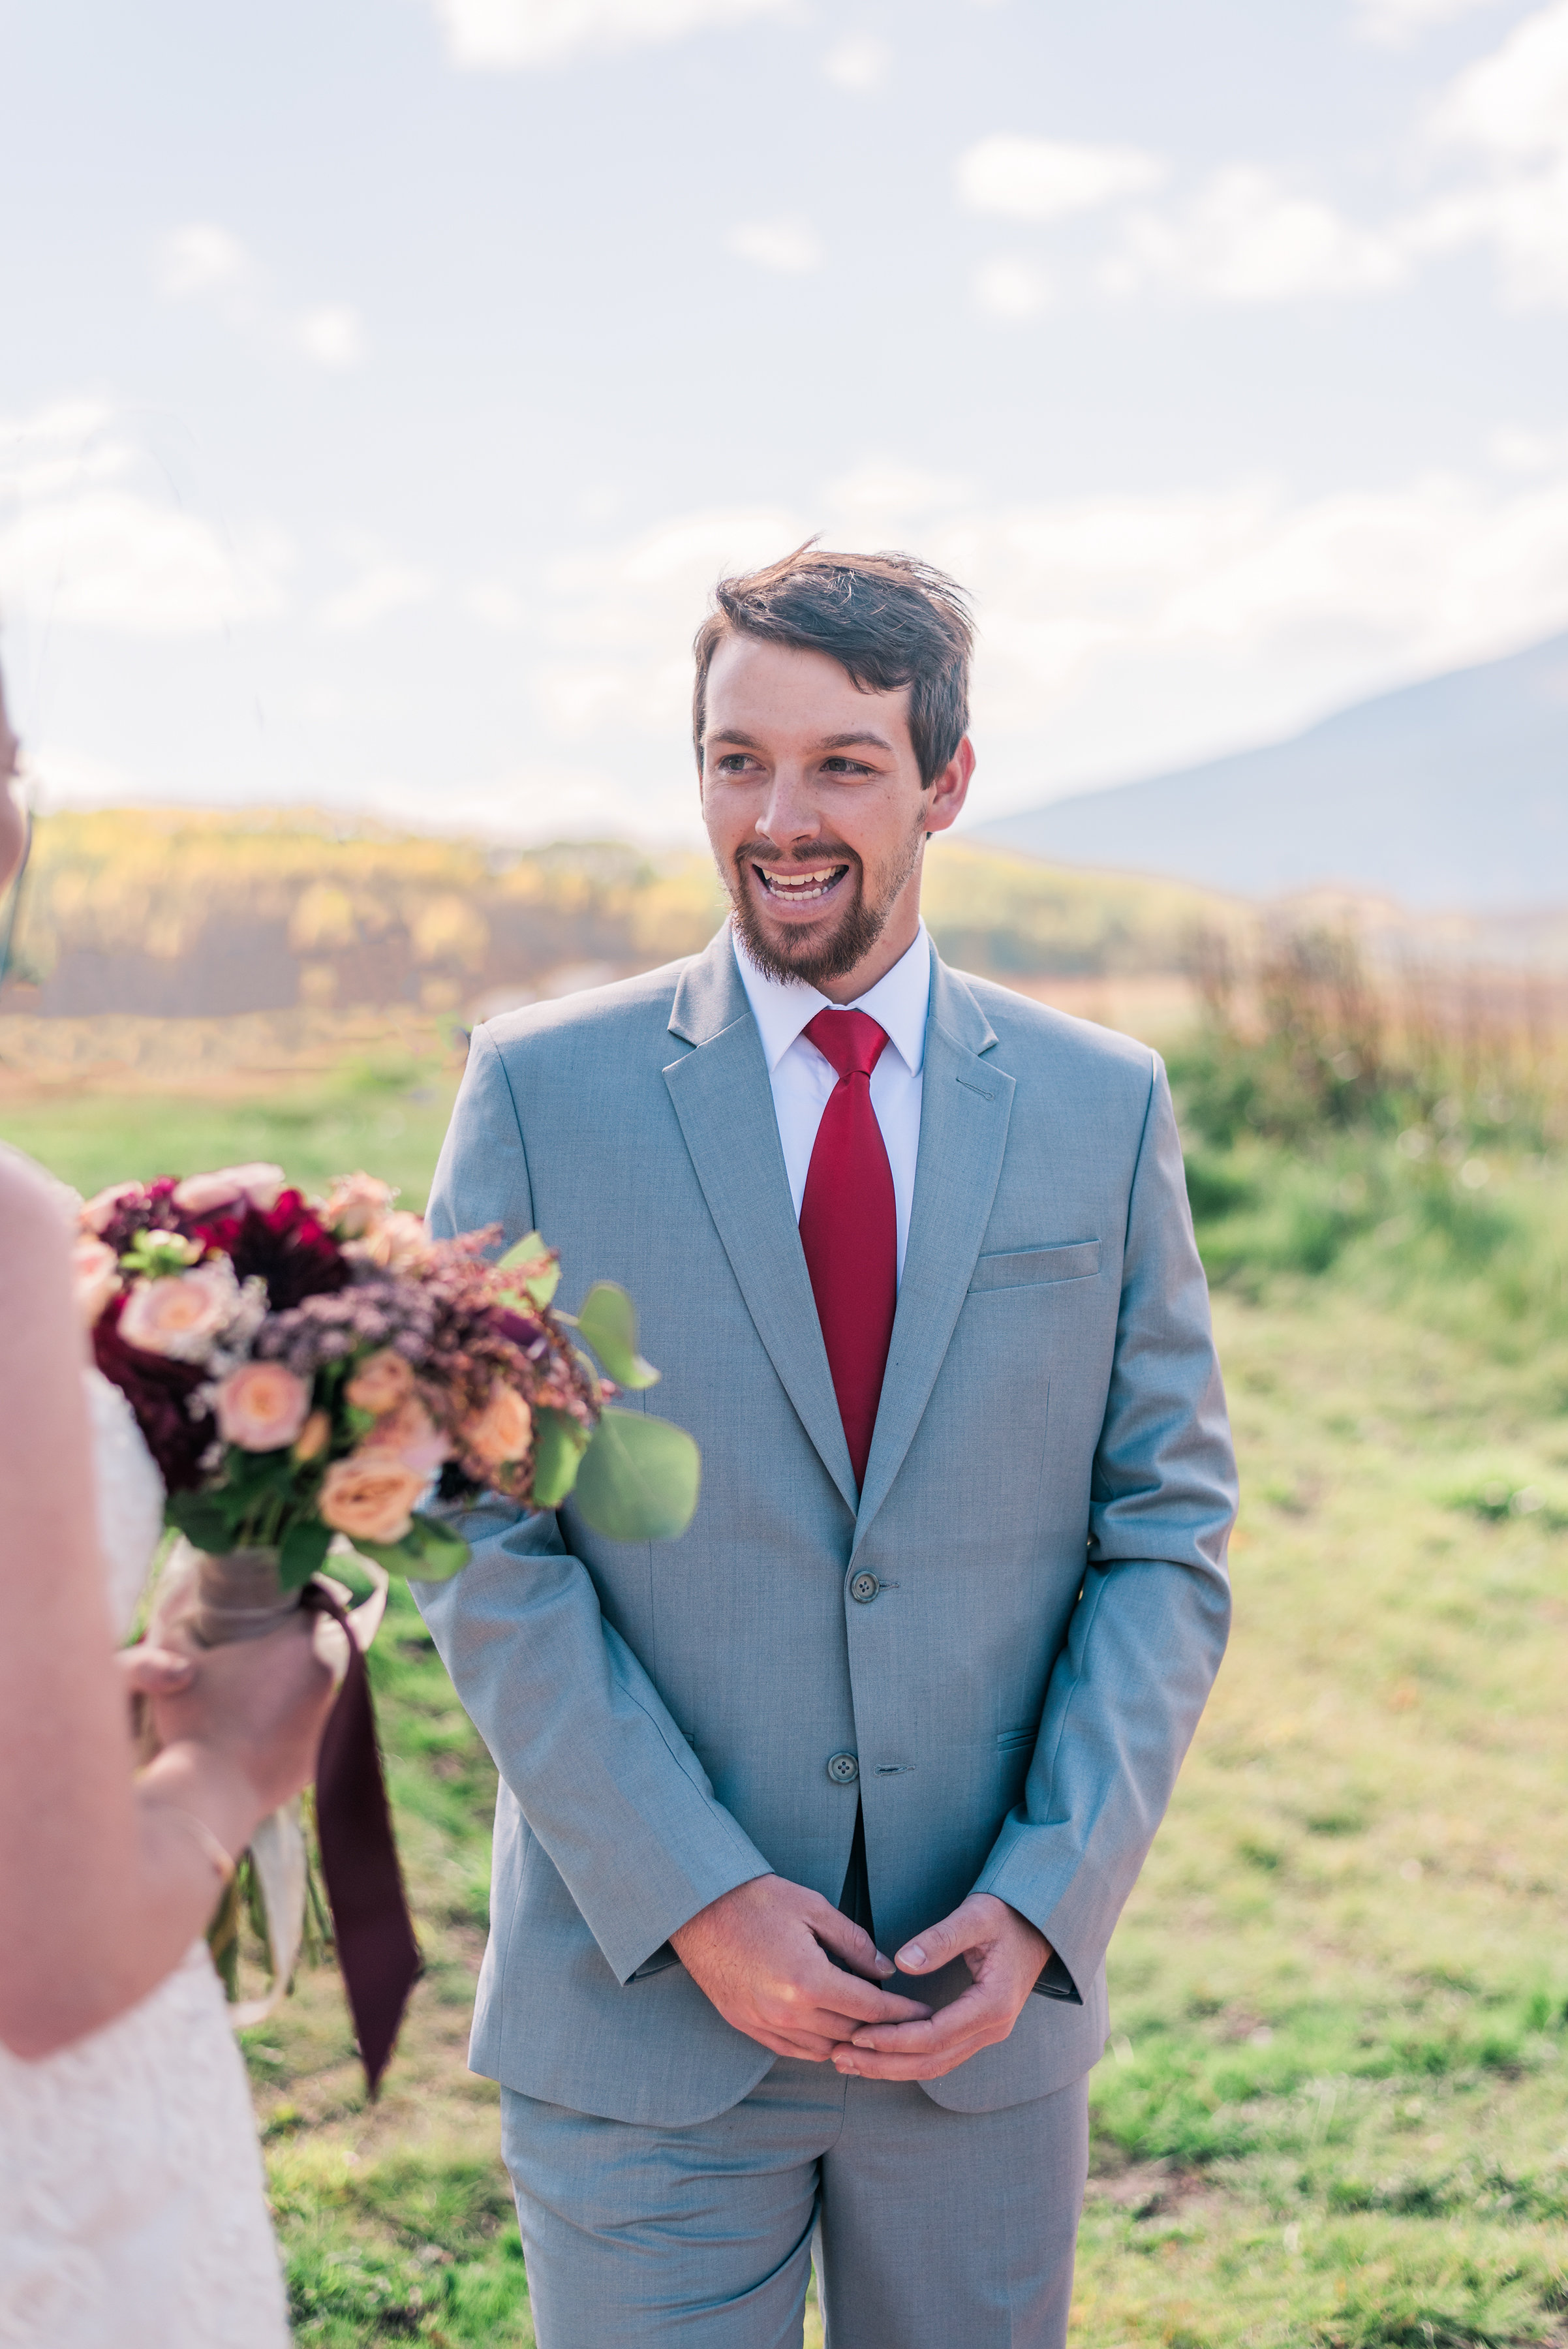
top-left (968, 1240), bottom-right (1100, 1293)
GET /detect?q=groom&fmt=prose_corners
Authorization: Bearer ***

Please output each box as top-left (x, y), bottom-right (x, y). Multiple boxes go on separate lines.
top-left (416, 546), bottom-right (1236, 2348)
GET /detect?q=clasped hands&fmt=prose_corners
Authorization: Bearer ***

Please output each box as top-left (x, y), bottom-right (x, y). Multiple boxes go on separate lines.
top-left (669, 1873), bottom-right (1049, 2083)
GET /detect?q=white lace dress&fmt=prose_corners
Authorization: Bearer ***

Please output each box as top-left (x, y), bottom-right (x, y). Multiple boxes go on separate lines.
top-left (0, 1374), bottom-right (291, 2349)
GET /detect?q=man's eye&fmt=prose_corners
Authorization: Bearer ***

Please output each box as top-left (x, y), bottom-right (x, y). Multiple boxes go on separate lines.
top-left (820, 758), bottom-right (872, 776)
top-left (715, 754), bottom-right (753, 773)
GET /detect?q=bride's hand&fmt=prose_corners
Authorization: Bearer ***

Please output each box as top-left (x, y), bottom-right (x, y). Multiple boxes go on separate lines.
top-left (146, 1613), bottom-right (338, 1834)
top-left (116, 1643), bottom-right (196, 1702)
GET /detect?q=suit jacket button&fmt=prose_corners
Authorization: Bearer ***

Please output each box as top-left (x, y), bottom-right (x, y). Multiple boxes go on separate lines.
top-left (827, 1752), bottom-right (859, 1785)
top-left (849, 1571), bottom-right (879, 1604)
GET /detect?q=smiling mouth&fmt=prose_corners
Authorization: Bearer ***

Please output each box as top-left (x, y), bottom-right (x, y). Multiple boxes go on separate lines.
top-left (751, 861), bottom-right (851, 906)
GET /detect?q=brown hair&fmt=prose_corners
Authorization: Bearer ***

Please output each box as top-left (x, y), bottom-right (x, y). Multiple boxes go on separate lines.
top-left (692, 543), bottom-right (974, 788)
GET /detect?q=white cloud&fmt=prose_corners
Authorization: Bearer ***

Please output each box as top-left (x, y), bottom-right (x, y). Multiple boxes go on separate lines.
top-left (1355, 0), bottom-right (1506, 47)
top-left (429, 0), bottom-right (784, 70)
top-left (725, 218), bottom-right (822, 274)
top-left (317, 562), bottom-right (433, 632)
top-left (1399, 5), bottom-right (1568, 306)
top-left (157, 223), bottom-right (249, 301)
top-left (955, 133), bottom-right (1163, 223)
top-left (0, 401), bottom-right (290, 635)
top-left (1111, 167), bottom-right (1407, 301)
top-left (467, 581), bottom-right (529, 628)
top-left (292, 305), bottom-right (367, 370)
top-left (1429, 0), bottom-right (1568, 155)
top-left (973, 256), bottom-right (1052, 319)
top-left (523, 450), bottom-right (1568, 814)
top-left (823, 35), bottom-right (890, 91)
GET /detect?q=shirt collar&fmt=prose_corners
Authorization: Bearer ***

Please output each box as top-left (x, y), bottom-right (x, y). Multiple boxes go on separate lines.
top-left (731, 919), bottom-right (932, 1079)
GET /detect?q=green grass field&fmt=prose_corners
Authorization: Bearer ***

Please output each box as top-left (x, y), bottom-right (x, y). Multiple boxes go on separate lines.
top-left (3, 1047), bottom-right (1565, 2349)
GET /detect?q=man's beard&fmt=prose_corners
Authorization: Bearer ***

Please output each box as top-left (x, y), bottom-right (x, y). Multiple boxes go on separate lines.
top-left (724, 820), bottom-right (927, 990)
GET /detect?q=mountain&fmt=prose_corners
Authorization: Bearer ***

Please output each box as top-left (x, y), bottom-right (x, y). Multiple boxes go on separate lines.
top-left (972, 633), bottom-right (1568, 910)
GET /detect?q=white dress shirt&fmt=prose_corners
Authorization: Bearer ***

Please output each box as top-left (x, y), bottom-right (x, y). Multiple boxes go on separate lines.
top-left (731, 921), bottom-right (931, 1287)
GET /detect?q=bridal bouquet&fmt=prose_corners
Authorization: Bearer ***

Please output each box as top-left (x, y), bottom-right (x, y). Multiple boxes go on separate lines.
top-left (75, 1160), bottom-right (698, 2087)
top-left (77, 1161), bottom-right (699, 1599)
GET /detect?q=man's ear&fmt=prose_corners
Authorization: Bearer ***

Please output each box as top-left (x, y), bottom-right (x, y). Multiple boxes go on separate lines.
top-left (924, 737), bottom-right (975, 837)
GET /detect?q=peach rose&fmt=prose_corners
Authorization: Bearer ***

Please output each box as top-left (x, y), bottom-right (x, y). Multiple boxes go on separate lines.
top-left (293, 1409), bottom-right (331, 1463)
top-left (361, 1394), bottom-right (451, 1475)
top-left (173, 1161), bottom-right (285, 1216)
top-left (324, 1171), bottom-right (395, 1238)
top-left (72, 1235), bottom-right (122, 1326)
top-left (215, 1361), bottom-right (312, 1452)
top-left (345, 1347), bottom-right (416, 1415)
top-left (80, 1182), bottom-right (142, 1236)
top-left (352, 1210), bottom-right (432, 1272)
top-left (318, 1452), bottom-right (426, 1546)
top-left (463, 1385), bottom-right (533, 1468)
top-left (119, 1263), bottom-right (236, 1362)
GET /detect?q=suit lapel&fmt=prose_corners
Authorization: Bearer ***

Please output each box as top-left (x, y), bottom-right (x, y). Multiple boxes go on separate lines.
top-left (664, 931), bottom-right (858, 1514)
top-left (852, 955), bottom-right (1014, 1551)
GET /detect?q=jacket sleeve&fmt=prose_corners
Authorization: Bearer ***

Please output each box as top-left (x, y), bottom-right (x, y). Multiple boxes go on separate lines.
top-left (412, 1026), bottom-right (772, 1984)
top-left (972, 1054), bottom-right (1236, 1991)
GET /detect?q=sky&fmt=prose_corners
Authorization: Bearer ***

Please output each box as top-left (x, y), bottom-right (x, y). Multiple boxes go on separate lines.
top-left (3, 0), bottom-right (1568, 844)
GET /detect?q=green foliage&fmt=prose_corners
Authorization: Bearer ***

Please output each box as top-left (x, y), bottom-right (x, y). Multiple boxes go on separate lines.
top-left (529, 1406), bottom-right (591, 1508)
top-left (574, 1282), bottom-right (660, 1390)
top-left (496, 1232), bottom-right (561, 1310)
top-left (573, 1407), bottom-right (702, 1543)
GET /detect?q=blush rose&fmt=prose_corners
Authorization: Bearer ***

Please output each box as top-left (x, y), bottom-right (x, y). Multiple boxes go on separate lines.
top-left (215, 1361), bottom-right (313, 1453)
top-left (119, 1263), bottom-right (237, 1362)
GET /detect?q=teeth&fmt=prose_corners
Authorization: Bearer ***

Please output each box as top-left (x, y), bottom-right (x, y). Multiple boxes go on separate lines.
top-left (758, 865), bottom-right (846, 903)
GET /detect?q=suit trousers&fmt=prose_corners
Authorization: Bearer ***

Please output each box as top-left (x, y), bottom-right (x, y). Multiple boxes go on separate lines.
top-left (499, 2058), bottom-right (1090, 2349)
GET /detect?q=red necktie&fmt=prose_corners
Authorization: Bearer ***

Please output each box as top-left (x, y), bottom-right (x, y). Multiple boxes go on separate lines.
top-left (799, 1008), bottom-right (897, 1490)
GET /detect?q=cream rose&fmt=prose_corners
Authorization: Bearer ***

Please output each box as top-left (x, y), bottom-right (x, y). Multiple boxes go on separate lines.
top-left (345, 1347), bottom-right (416, 1415)
top-left (324, 1171), bottom-right (395, 1238)
top-left (173, 1162), bottom-right (286, 1216)
top-left (361, 1395), bottom-right (450, 1475)
top-left (215, 1361), bottom-right (312, 1452)
top-left (463, 1385), bottom-right (533, 1468)
top-left (72, 1235), bottom-right (121, 1327)
top-left (80, 1182), bottom-right (142, 1236)
top-left (119, 1263), bottom-right (237, 1362)
top-left (318, 1453), bottom-right (426, 1546)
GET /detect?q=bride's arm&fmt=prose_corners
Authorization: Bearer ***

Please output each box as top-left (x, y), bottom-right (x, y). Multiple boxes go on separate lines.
top-left (0, 1152), bottom-right (334, 2059)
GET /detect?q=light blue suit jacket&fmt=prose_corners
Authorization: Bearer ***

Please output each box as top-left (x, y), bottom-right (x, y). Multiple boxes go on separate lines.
top-left (415, 928), bottom-right (1235, 2125)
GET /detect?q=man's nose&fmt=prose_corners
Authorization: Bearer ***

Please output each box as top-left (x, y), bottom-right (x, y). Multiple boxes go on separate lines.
top-left (756, 766), bottom-right (819, 846)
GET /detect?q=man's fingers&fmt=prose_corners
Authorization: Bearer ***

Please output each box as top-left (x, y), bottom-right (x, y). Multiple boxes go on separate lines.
top-left (808, 1903), bottom-right (895, 1981)
top-left (803, 1965), bottom-right (932, 2027)
top-left (844, 1978), bottom-right (1006, 2056)
top-left (894, 1896), bottom-right (992, 1974)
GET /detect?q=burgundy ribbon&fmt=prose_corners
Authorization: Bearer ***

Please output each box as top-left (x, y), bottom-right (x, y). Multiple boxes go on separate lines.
top-left (302, 1581), bottom-right (422, 2096)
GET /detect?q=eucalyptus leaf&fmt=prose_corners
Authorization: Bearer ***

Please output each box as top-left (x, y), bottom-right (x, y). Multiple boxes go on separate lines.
top-left (350, 1514), bottom-right (470, 1585)
top-left (405, 1514), bottom-right (471, 1581)
top-left (573, 1407), bottom-right (699, 1543)
top-left (279, 1516), bottom-right (332, 1592)
top-left (576, 1282), bottom-right (660, 1391)
top-left (497, 1231), bottom-right (561, 1308)
top-left (532, 1406), bottom-right (591, 1507)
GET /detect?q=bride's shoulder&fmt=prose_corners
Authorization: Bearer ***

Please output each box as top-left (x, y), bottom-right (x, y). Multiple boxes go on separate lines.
top-left (0, 1148), bottom-right (76, 1321)
top-left (0, 1141), bottom-right (71, 1224)
top-left (0, 1143), bottom-right (75, 1241)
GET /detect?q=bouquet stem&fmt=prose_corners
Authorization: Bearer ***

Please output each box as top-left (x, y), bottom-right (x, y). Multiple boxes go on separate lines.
top-left (189, 1546), bottom-right (300, 1648)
